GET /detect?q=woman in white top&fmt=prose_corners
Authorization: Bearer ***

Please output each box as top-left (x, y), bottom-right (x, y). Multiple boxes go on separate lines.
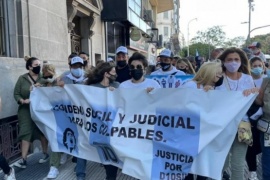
top-left (182, 61), bottom-right (223, 91)
top-left (246, 56), bottom-right (266, 180)
top-left (120, 52), bottom-right (160, 90)
top-left (182, 61), bottom-right (223, 180)
top-left (216, 47), bottom-right (258, 180)
top-left (250, 56), bottom-right (266, 88)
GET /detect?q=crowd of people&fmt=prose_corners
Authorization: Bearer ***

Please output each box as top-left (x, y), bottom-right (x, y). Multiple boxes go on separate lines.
top-left (0, 41), bottom-right (270, 180)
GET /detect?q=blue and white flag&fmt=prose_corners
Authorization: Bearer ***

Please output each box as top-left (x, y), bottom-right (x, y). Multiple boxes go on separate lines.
top-left (146, 75), bottom-right (193, 88)
top-left (30, 85), bottom-right (256, 180)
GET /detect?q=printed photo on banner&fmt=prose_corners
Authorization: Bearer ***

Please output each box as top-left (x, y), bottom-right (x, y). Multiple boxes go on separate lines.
top-left (146, 75), bottom-right (194, 88)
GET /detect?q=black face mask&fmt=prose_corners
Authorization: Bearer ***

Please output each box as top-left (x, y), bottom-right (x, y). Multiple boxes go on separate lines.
top-left (117, 61), bottom-right (127, 68)
top-left (32, 66), bottom-right (41, 74)
top-left (43, 75), bottom-right (53, 79)
top-left (130, 69), bottom-right (144, 81)
top-left (215, 76), bottom-right (224, 87)
top-left (179, 68), bottom-right (187, 73)
top-left (160, 62), bottom-right (171, 71)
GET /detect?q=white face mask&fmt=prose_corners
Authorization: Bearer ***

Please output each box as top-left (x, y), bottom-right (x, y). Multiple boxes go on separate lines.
top-left (224, 61), bottom-right (241, 73)
top-left (71, 68), bottom-right (83, 78)
top-left (45, 77), bottom-right (55, 83)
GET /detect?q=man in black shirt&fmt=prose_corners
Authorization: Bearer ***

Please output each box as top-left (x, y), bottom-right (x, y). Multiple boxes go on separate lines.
top-left (115, 46), bottom-right (131, 83)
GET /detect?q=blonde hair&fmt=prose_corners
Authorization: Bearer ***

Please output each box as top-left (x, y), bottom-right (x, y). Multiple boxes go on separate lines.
top-left (176, 58), bottom-right (196, 75)
top-left (42, 63), bottom-right (56, 76)
top-left (193, 61), bottom-right (222, 86)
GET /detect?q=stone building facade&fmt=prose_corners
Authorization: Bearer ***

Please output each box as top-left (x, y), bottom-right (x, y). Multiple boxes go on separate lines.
top-left (0, 0), bottom-right (105, 120)
top-left (0, 0), bottom-right (105, 160)
top-left (0, 0), bottom-right (173, 160)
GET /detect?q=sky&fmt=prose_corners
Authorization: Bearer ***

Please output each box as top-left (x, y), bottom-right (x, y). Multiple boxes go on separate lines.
top-left (179, 0), bottom-right (270, 42)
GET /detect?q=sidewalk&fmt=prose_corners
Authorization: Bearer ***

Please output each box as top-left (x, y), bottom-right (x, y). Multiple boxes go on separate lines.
top-left (0, 152), bottom-right (263, 180)
top-left (0, 152), bottom-right (136, 180)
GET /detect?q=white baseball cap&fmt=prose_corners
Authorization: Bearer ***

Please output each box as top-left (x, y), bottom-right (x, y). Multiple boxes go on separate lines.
top-left (70, 56), bottom-right (84, 65)
top-left (116, 46), bottom-right (128, 54)
top-left (158, 49), bottom-right (173, 58)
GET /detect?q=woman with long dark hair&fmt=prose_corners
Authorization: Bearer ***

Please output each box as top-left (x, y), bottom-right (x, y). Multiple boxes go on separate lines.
top-left (85, 62), bottom-right (119, 180)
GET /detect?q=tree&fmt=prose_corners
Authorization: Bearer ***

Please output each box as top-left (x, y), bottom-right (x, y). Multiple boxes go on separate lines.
top-left (224, 36), bottom-right (246, 48)
top-left (180, 43), bottom-right (215, 59)
top-left (190, 26), bottom-right (226, 47)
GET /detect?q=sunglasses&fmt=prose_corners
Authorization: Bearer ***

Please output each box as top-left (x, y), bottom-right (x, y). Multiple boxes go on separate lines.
top-left (130, 64), bottom-right (143, 70)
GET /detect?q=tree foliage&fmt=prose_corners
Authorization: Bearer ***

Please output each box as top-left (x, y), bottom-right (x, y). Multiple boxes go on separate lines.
top-left (180, 43), bottom-right (215, 59)
top-left (180, 26), bottom-right (270, 59)
top-left (191, 26), bottom-right (226, 47)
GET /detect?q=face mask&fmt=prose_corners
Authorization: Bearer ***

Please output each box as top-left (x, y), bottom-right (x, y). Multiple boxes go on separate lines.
top-left (179, 68), bottom-right (187, 73)
top-left (130, 69), bottom-right (144, 81)
top-left (43, 75), bottom-right (53, 79)
top-left (45, 77), bottom-right (55, 83)
top-left (215, 76), bottom-right (224, 87)
top-left (108, 73), bottom-right (117, 83)
top-left (224, 62), bottom-right (241, 73)
top-left (251, 67), bottom-right (263, 76)
top-left (117, 61), bottom-right (127, 68)
top-left (32, 66), bottom-right (41, 74)
top-left (160, 62), bottom-right (171, 71)
top-left (71, 68), bottom-right (83, 78)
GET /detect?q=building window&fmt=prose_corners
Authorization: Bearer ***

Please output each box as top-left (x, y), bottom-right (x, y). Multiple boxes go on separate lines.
top-left (129, 0), bottom-right (141, 16)
top-left (164, 26), bottom-right (169, 37)
top-left (107, 22), bottom-right (126, 55)
top-left (163, 11), bottom-right (169, 19)
top-left (0, 0), bottom-right (6, 56)
top-left (70, 16), bottom-right (81, 54)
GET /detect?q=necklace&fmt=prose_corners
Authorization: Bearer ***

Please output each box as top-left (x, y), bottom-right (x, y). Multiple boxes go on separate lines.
top-left (225, 73), bottom-right (239, 91)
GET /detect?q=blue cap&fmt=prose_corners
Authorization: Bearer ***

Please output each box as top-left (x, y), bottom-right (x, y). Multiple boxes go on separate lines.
top-left (158, 49), bottom-right (173, 58)
top-left (116, 46), bottom-right (128, 54)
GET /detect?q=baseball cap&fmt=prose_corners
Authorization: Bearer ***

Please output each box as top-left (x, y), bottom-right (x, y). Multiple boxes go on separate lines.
top-left (248, 42), bottom-right (261, 48)
top-left (116, 46), bottom-right (128, 54)
top-left (70, 56), bottom-right (84, 65)
top-left (158, 49), bottom-right (173, 58)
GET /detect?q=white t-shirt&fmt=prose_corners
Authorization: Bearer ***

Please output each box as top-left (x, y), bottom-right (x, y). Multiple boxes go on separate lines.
top-left (253, 75), bottom-right (267, 88)
top-left (150, 66), bottom-right (186, 76)
top-left (181, 80), bottom-right (203, 89)
top-left (215, 73), bottom-right (254, 122)
top-left (215, 73), bottom-right (254, 91)
top-left (119, 78), bottom-right (161, 89)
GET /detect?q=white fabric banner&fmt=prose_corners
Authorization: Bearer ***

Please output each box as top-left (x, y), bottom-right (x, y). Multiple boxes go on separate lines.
top-left (30, 85), bottom-right (256, 180)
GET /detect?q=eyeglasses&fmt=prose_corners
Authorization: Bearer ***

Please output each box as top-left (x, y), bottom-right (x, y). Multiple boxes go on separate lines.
top-left (130, 64), bottom-right (143, 70)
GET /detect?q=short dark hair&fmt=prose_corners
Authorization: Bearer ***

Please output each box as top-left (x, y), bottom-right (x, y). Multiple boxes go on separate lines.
top-left (250, 56), bottom-right (264, 65)
top-left (25, 56), bottom-right (39, 70)
top-left (68, 54), bottom-right (77, 59)
top-left (79, 52), bottom-right (89, 56)
top-left (128, 52), bottom-right (148, 68)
